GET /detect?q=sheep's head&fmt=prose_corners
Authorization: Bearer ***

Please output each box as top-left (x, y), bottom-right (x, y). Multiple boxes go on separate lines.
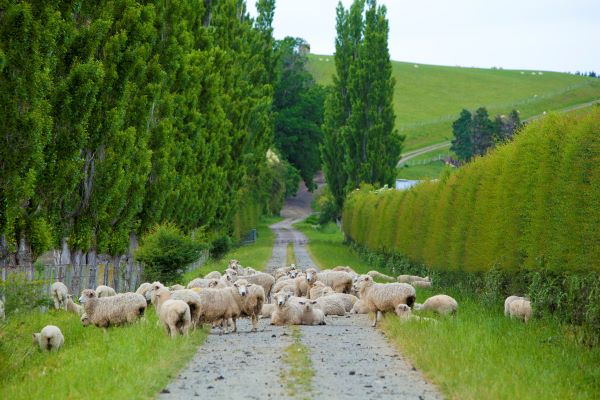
top-left (228, 259), bottom-right (241, 271)
top-left (395, 303), bottom-right (412, 318)
top-left (305, 268), bottom-right (318, 284)
top-left (275, 291), bottom-right (292, 307)
top-left (32, 333), bottom-right (41, 345)
top-left (80, 313), bottom-right (90, 326)
top-left (151, 281), bottom-right (164, 292)
top-left (298, 299), bottom-right (318, 312)
top-left (288, 269), bottom-right (299, 279)
top-left (354, 275), bottom-right (373, 292)
top-left (79, 289), bottom-right (96, 304)
top-left (207, 279), bottom-right (220, 288)
top-left (234, 279), bottom-right (252, 297)
top-left (154, 288), bottom-right (171, 304)
top-left (225, 268), bottom-right (238, 282)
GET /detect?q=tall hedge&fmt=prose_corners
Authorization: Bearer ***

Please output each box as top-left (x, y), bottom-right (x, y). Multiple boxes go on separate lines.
top-left (343, 109), bottom-right (600, 273)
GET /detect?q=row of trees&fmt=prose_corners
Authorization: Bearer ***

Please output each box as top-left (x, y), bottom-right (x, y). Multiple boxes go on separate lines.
top-left (0, 0), bottom-right (281, 267)
top-left (343, 109), bottom-right (599, 273)
top-left (321, 0), bottom-right (402, 216)
top-left (451, 107), bottom-right (522, 162)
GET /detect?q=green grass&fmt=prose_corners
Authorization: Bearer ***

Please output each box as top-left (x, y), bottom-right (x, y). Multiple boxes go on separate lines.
top-left (307, 54), bottom-right (600, 151)
top-left (295, 220), bottom-right (600, 399)
top-left (0, 309), bottom-right (207, 399)
top-left (182, 215), bottom-right (281, 282)
top-left (397, 160), bottom-right (454, 180)
top-left (286, 242), bottom-right (296, 266)
top-left (280, 326), bottom-right (314, 399)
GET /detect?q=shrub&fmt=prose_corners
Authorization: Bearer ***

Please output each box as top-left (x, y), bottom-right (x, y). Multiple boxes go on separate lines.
top-left (0, 273), bottom-right (51, 315)
top-left (210, 235), bottom-right (232, 259)
top-left (135, 223), bottom-right (207, 284)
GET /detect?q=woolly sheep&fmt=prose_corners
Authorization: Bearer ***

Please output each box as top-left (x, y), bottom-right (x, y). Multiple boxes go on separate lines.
top-left (170, 284), bottom-right (185, 291)
top-left (274, 265), bottom-right (298, 280)
top-left (509, 299), bottom-right (532, 323)
top-left (355, 275), bottom-right (416, 327)
top-left (298, 299), bottom-right (326, 325)
top-left (169, 289), bottom-right (202, 329)
top-left (350, 299), bottom-right (369, 314)
top-left (147, 281), bottom-right (166, 304)
top-left (397, 274), bottom-right (430, 284)
top-left (273, 278), bottom-right (296, 295)
top-left (231, 279), bottom-right (265, 332)
top-left (153, 288), bottom-right (191, 337)
top-left (323, 292), bottom-right (358, 312)
top-left (230, 272), bottom-right (275, 300)
top-left (136, 282), bottom-right (153, 303)
top-left (260, 303), bottom-right (275, 319)
top-left (33, 325), bottom-right (64, 352)
top-left (367, 270), bottom-right (396, 282)
top-left (194, 286), bottom-right (242, 334)
top-left (414, 294), bottom-right (458, 315)
top-left (228, 259), bottom-right (258, 276)
top-left (51, 281), bottom-right (68, 311)
top-left (331, 266), bottom-right (357, 274)
top-left (96, 285), bottom-right (117, 297)
top-left (66, 294), bottom-right (84, 316)
top-left (314, 295), bottom-right (346, 316)
top-left (79, 289), bottom-right (146, 328)
top-left (187, 278), bottom-right (219, 289)
top-left (395, 304), bottom-right (438, 324)
top-left (309, 281), bottom-right (334, 299)
top-left (504, 295), bottom-right (527, 316)
top-left (273, 274), bottom-right (309, 298)
top-left (204, 271), bottom-right (222, 280)
top-left (310, 268), bottom-right (353, 293)
top-left (270, 292), bottom-right (303, 326)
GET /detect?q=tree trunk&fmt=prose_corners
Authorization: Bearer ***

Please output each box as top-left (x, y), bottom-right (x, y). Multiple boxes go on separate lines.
top-left (112, 255), bottom-right (121, 292)
top-left (60, 238), bottom-right (71, 266)
top-left (70, 249), bottom-right (83, 295)
top-left (88, 249), bottom-right (97, 289)
top-left (17, 236), bottom-right (33, 278)
top-left (126, 233), bottom-right (138, 291)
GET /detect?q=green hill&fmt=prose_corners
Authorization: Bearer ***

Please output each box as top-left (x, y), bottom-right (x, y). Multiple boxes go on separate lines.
top-left (307, 54), bottom-right (600, 152)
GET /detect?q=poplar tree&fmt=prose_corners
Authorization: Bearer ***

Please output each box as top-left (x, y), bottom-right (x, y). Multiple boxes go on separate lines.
top-left (450, 109), bottom-right (473, 162)
top-left (471, 107), bottom-right (495, 157)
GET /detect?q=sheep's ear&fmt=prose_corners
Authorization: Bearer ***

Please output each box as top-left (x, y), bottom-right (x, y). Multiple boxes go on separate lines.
top-left (310, 300), bottom-right (317, 305)
top-left (246, 283), bottom-right (253, 287)
top-left (298, 300), bottom-right (305, 305)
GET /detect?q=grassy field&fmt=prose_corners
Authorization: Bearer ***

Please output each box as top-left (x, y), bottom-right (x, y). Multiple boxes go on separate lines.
top-left (295, 219), bottom-right (600, 399)
top-left (397, 160), bottom-right (454, 180)
top-left (0, 309), bottom-right (207, 399)
top-left (307, 54), bottom-right (600, 151)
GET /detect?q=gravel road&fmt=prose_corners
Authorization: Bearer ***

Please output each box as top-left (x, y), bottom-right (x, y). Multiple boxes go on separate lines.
top-left (158, 180), bottom-right (442, 399)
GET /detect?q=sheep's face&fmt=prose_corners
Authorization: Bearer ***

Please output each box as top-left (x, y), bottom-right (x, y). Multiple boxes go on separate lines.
top-left (80, 314), bottom-right (90, 326)
top-left (234, 280), bottom-right (252, 297)
top-left (151, 282), bottom-right (163, 292)
top-left (288, 270), bottom-right (299, 279)
top-left (395, 304), bottom-right (412, 318)
top-left (306, 269), bottom-right (317, 283)
top-left (32, 333), bottom-right (40, 345)
top-left (79, 289), bottom-right (96, 304)
top-left (354, 275), bottom-right (372, 292)
top-left (298, 300), bottom-right (317, 312)
top-left (275, 292), bottom-right (291, 307)
top-left (225, 269), bottom-right (238, 282)
top-left (208, 279), bottom-right (219, 288)
top-left (228, 259), bottom-right (240, 271)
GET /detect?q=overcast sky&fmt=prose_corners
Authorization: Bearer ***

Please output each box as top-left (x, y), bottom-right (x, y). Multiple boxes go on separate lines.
top-left (246, 0), bottom-right (600, 73)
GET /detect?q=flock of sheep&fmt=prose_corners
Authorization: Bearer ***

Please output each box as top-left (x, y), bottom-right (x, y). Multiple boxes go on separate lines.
top-left (23, 259), bottom-right (532, 352)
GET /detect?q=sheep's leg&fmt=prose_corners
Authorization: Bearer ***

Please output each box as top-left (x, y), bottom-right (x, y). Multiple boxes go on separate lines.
top-left (169, 323), bottom-right (178, 338)
top-left (251, 314), bottom-right (258, 332)
top-left (62, 298), bottom-right (68, 311)
top-left (371, 311), bottom-right (381, 327)
top-left (164, 324), bottom-right (171, 337)
top-left (181, 322), bottom-right (189, 336)
top-left (53, 296), bottom-right (60, 310)
top-left (231, 318), bottom-right (237, 333)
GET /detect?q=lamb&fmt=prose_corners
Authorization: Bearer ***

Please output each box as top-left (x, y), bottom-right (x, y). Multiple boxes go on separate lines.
top-left (169, 289), bottom-right (202, 329)
top-left (66, 294), bottom-right (84, 316)
top-left (231, 279), bottom-right (266, 332)
top-left (229, 272), bottom-right (275, 300)
top-left (194, 286), bottom-right (242, 334)
top-left (153, 288), bottom-right (191, 337)
top-left (323, 292), bottom-right (358, 312)
top-left (298, 299), bottom-right (326, 325)
top-left (395, 304), bottom-right (438, 324)
top-left (509, 299), bottom-right (532, 323)
top-left (204, 271), bottom-right (222, 280)
top-left (354, 275), bottom-right (416, 327)
top-left (309, 268), bottom-right (353, 293)
top-left (397, 274), bottom-right (431, 284)
top-left (260, 303), bottom-right (275, 319)
top-left (170, 284), bottom-right (185, 291)
top-left (412, 280), bottom-right (433, 289)
top-left (309, 281), bottom-right (334, 299)
top-left (270, 291), bottom-right (303, 326)
top-left (314, 295), bottom-right (346, 316)
top-left (79, 289), bottom-right (147, 328)
top-left (414, 294), bottom-right (458, 315)
top-left (350, 299), bottom-right (369, 314)
top-left (504, 295), bottom-right (528, 316)
top-left (367, 270), bottom-right (396, 282)
top-left (96, 285), bottom-right (117, 297)
top-left (51, 281), bottom-right (68, 311)
top-left (32, 325), bottom-right (64, 352)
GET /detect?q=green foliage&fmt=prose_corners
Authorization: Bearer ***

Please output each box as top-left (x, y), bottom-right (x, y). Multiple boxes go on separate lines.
top-left (315, 187), bottom-right (339, 224)
top-left (0, 274), bottom-right (51, 315)
top-left (135, 223), bottom-right (207, 284)
top-left (450, 109), bottom-right (473, 161)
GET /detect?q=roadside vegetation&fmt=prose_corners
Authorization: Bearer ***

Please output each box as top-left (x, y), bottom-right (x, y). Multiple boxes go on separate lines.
top-left (280, 327), bottom-right (314, 399)
top-left (397, 160), bottom-right (453, 180)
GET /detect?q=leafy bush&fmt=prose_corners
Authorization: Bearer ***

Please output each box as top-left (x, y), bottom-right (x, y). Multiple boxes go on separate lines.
top-left (135, 223), bottom-right (207, 285)
top-left (0, 273), bottom-right (51, 315)
top-left (210, 235), bottom-right (232, 259)
top-left (315, 187), bottom-right (339, 224)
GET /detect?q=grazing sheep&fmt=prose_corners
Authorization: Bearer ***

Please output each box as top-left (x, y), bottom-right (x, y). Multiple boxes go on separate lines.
top-left (229, 272), bottom-right (275, 300)
top-left (168, 289), bottom-right (202, 329)
top-left (270, 292), bottom-right (303, 326)
top-left (397, 274), bottom-right (430, 284)
top-left (66, 295), bottom-right (84, 316)
top-left (350, 299), bottom-right (369, 314)
top-left (309, 281), bottom-right (334, 299)
top-left (314, 296), bottom-right (346, 316)
top-left (312, 269), bottom-right (353, 293)
top-left (136, 282), bottom-right (153, 303)
top-left (0, 298), bottom-right (4, 320)
top-left (414, 294), bottom-right (458, 315)
top-left (298, 299), bottom-right (326, 325)
top-left (504, 295), bottom-right (527, 316)
top-left (355, 275), bottom-right (416, 327)
top-left (170, 284), bottom-right (185, 291)
top-left (412, 280), bottom-right (433, 289)
top-left (194, 287), bottom-right (242, 334)
top-left (153, 288), bottom-right (191, 337)
top-left (231, 279), bottom-right (265, 332)
top-left (204, 271), bottom-right (222, 280)
top-left (51, 282), bottom-right (68, 311)
top-left (395, 304), bottom-right (438, 324)
top-left (33, 325), bottom-right (64, 352)
top-left (367, 270), bottom-right (396, 282)
top-left (260, 303), bottom-right (275, 319)
top-left (79, 289), bottom-right (147, 328)
top-left (509, 299), bottom-right (532, 323)
top-left (96, 285), bottom-right (117, 297)
top-left (323, 292), bottom-right (358, 312)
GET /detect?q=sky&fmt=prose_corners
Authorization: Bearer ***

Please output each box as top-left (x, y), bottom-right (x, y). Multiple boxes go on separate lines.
top-left (246, 0), bottom-right (600, 73)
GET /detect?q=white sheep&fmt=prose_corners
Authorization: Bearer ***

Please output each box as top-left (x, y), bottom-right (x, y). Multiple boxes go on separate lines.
top-left (314, 295), bottom-right (346, 316)
top-left (51, 281), bottom-right (68, 311)
top-left (414, 294), bottom-right (458, 315)
top-left (153, 288), bottom-right (191, 337)
top-left (308, 281), bottom-right (334, 299)
top-left (323, 292), bottom-right (358, 312)
top-left (79, 289), bottom-right (147, 328)
top-left (367, 270), bottom-right (396, 282)
top-left (350, 299), bottom-right (369, 314)
top-left (509, 299), bottom-right (532, 323)
top-left (231, 279), bottom-right (266, 332)
top-left (397, 274), bottom-right (430, 284)
top-left (204, 271), bottom-right (222, 280)
top-left (32, 325), bottom-right (64, 351)
top-left (229, 272), bottom-right (275, 300)
top-left (228, 259), bottom-right (258, 276)
top-left (411, 280), bottom-right (433, 289)
top-left (270, 292), bottom-right (303, 326)
top-left (135, 282), bottom-right (153, 303)
top-left (95, 285), bottom-right (117, 297)
top-left (504, 295), bottom-right (527, 316)
top-left (260, 303), bottom-right (275, 319)
top-left (66, 294), bottom-right (84, 316)
top-left (273, 265), bottom-right (298, 280)
top-left (147, 281), bottom-right (166, 303)
top-left (193, 286), bottom-right (242, 334)
top-left (395, 304), bottom-right (438, 324)
top-left (355, 275), bottom-right (416, 327)
top-left (307, 268), bottom-right (353, 293)
top-left (169, 289), bottom-right (202, 329)
top-left (298, 299), bottom-right (326, 325)
top-left (187, 278), bottom-right (217, 289)
top-left (273, 274), bottom-right (309, 298)
top-left (169, 284), bottom-right (185, 291)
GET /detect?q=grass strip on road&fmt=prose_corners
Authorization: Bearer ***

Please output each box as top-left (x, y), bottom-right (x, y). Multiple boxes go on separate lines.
top-left (280, 326), bottom-right (314, 399)
top-left (286, 242), bottom-right (296, 266)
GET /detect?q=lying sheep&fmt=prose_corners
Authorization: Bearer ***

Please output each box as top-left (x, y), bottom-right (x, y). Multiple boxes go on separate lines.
top-left (504, 295), bottom-right (528, 316)
top-left (33, 325), bottom-right (64, 351)
top-left (397, 274), bottom-right (430, 284)
top-left (414, 294), bottom-right (458, 315)
top-left (412, 280), bottom-right (433, 289)
top-left (79, 289), bottom-right (146, 328)
top-left (309, 268), bottom-right (353, 294)
top-left (169, 289), bottom-right (202, 329)
top-left (350, 299), bottom-right (369, 314)
top-left (367, 270), bottom-right (396, 282)
top-left (271, 292), bottom-right (303, 326)
top-left (204, 271), bottom-right (222, 280)
top-left (66, 294), bottom-right (84, 316)
top-left (51, 281), bottom-right (68, 311)
top-left (260, 303), bottom-right (275, 319)
top-left (395, 304), bottom-right (438, 324)
top-left (323, 292), bottom-right (358, 312)
top-left (355, 275), bottom-right (416, 327)
top-left (231, 279), bottom-right (265, 332)
top-left (298, 299), bottom-right (326, 325)
top-left (309, 281), bottom-right (334, 299)
top-left (153, 288), bottom-right (191, 337)
top-left (314, 295), bottom-right (346, 316)
top-left (170, 284), bottom-right (185, 291)
top-left (96, 285), bottom-right (117, 297)
top-left (509, 299), bottom-right (532, 323)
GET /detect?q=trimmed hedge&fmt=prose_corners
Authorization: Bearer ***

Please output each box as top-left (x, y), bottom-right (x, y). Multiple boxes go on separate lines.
top-left (343, 108), bottom-right (600, 273)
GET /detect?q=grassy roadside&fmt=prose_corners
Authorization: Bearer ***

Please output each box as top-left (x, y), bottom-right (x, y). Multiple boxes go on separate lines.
top-left (397, 160), bottom-right (453, 180)
top-left (295, 219), bottom-right (600, 399)
top-left (280, 327), bottom-right (314, 399)
top-left (0, 310), bottom-right (207, 399)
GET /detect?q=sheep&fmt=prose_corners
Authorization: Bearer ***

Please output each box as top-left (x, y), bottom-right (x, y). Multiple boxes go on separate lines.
top-left (0, 298), bottom-right (4, 320)
top-left (509, 299), bottom-right (532, 323)
top-left (350, 299), bottom-right (369, 314)
top-left (229, 272), bottom-right (275, 300)
top-left (397, 274), bottom-right (431, 284)
top-left (298, 299), bottom-right (326, 325)
top-left (187, 278), bottom-right (219, 289)
top-left (170, 284), bottom-right (185, 291)
top-left (273, 278), bottom-right (296, 295)
top-left (96, 285), bottom-right (117, 297)
top-left (168, 289), bottom-right (202, 329)
top-left (260, 303), bottom-right (275, 319)
top-left (309, 281), bottom-right (334, 299)
top-left (412, 280), bottom-right (433, 289)
top-left (273, 274), bottom-right (309, 298)
top-left (314, 295), bottom-right (346, 316)
top-left (270, 291), bottom-right (303, 326)
top-left (153, 288), bottom-right (191, 337)
top-left (323, 292), bottom-right (358, 312)
top-left (66, 294), bottom-right (84, 316)
top-left (367, 270), bottom-right (396, 282)
top-left (204, 271), bottom-right (222, 280)
top-left (395, 304), bottom-right (438, 324)
top-left (79, 289), bottom-right (147, 328)
top-left (51, 281), bottom-right (68, 311)
top-left (194, 286), bottom-right (242, 334)
top-left (32, 325), bottom-right (64, 352)
top-left (504, 295), bottom-right (528, 316)
top-left (228, 259), bottom-right (258, 276)
top-left (231, 279), bottom-right (265, 332)
top-left (354, 275), bottom-right (416, 327)
top-left (309, 268), bottom-right (353, 293)
top-left (136, 282), bottom-right (153, 303)
top-left (414, 294), bottom-right (458, 316)
top-left (332, 266), bottom-right (357, 274)
top-left (147, 281), bottom-right (166, 304)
